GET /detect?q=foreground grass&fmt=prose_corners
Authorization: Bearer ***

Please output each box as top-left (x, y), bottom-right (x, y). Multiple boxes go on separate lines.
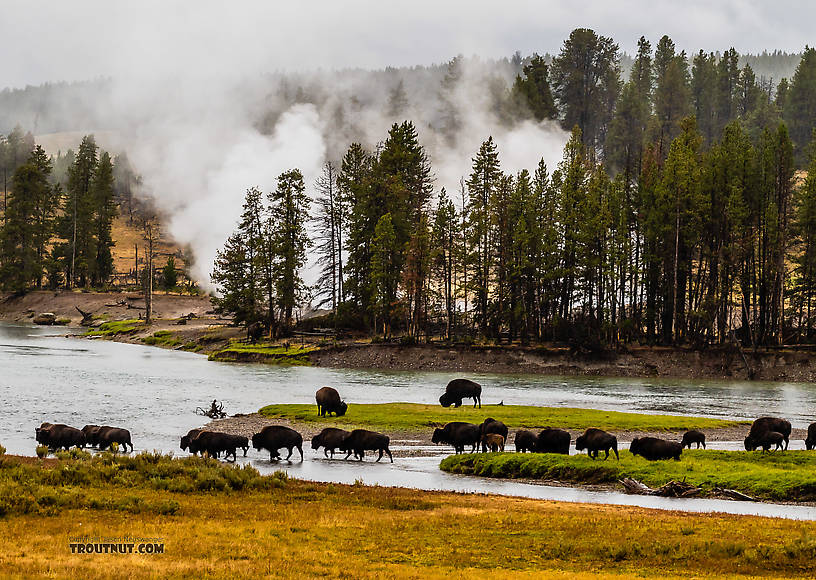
top-left (259, 402), bottom-right (745, 432)
top-left (1, 454), bottom-right (816, 578)
top-left (208, 342), bottom-right (314, 364)
top-left (441, 450), bottom-right (816, 501)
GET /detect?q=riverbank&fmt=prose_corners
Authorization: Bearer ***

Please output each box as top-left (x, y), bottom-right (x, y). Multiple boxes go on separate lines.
top-left (1, 452), bottom-right (816, 578)
top-left (8, 289), bottom-right (816, 381)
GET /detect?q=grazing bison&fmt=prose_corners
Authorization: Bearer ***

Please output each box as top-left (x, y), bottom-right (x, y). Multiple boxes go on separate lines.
top-left (536, 428), bottom-right (571, 455)
top-left (315, 386), bottom-right (348, 417)
top-left (514, 430), bottom-right (538, 453)
top-left (311, 428), bottom-right (351, 458)
top-left (432, 422), bottom-right (481, 453)
top-left (630, 437), bottom-right (682, 461)
top-left (575, 428), bottom-right (618, 460)
top-left (191, 431), bottom-right (249, 461)
top-left (806, 423), bottom-right (816, 450)
top-left (252, 426), bottom-right (303, 461)
top-left (479, 418), bottom-right (508, 452)
top-left (180, 429), bottom-right (204, 454)
top-left (96, 427), bottom-right (133, 452)
top-left (439, 379), bottom-right (482, 408)
top-left (744, 417), bottom-right (792, 451)
top-left (339, 429), bottom-right (393, 462)
top-left (745, 430), bottom-right (785, 452)
top-left (35, 423), bottom-right (85, 451)
top-left (482, 433), bottom-right (505, 452)
top-left (681, 430), bottom-right (706, 449)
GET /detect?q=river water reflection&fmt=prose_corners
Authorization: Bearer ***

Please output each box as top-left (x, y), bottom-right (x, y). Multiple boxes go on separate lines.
top-left (4, 322), bottom-right (816, 520)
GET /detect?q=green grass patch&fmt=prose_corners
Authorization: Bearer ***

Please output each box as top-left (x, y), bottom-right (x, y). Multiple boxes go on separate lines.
top-left (209, 342), bottom-right (314, 365)
top-left (440, 449), bottom-right (816, 501)
top-left (83, 319), bottom-right (143, 337)
top-left (258, 402), bottom-right (744, 432)
top-left (141, 329), bottom-right (181, 347)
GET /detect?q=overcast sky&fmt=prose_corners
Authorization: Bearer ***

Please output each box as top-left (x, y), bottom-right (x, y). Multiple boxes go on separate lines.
top-left (0, 0), bottom-right (813, 89)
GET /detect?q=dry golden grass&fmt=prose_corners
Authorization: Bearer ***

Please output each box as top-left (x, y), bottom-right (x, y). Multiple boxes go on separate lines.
top-left (1, 470), bottom-right (815, 578)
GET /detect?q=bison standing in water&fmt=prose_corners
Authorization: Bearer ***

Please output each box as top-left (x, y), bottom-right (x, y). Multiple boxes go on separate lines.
top-left (482, 433), bottom-right (505, 452)
top-left (432, 422), bottom-right (480, 453)
top-left (36, 423), bottom-right (85, 451)
top-left (536, 428), bottom-right (571, 455)
top-left (514, 430), bottom-right (538, 453)
top-left (630, 437), bottom-right (682, 461)
top-left (744, 417), bottom-right (792, 451)
top-left (191, 431), bottom-right (249, 461)
top-left (252, 425), bottom-right (303, 461)
top-left (315, 387), bottom-right (348, 417)
top-left (339, 429), bottom-right (393, 462)
top-left (680, 430), bottom-right (706, 449)
top-left (575, 428), bottom-right (618, 460)
top-left (180, 429), bottom-right (204, 454)
top-left (96, 427), bottom-right (133, 452)
top-left (311, 428), bottom-right (351, 458)
top-left (439, 379), bottom-right (482, 408)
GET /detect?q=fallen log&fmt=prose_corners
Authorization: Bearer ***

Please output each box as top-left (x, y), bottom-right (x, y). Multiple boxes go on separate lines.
top-left (620, 477), bottom-right (652, 494)
top-left (620, 477), bottom-right (702, 498)
top-left (714, 487), bottom-right (756, 502)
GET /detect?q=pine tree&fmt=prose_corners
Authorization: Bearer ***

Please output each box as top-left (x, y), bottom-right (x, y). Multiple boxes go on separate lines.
top-left (431, 188), bottom-right (459, 339)
top-left (370, 213), bottom-right (399, 337)
top-left (783, 46), bottom-right (816, 157)
top-left (509, 54), bottom-right (557, 121)
top-left (91, 151), bottom-right (117, 286)
top-left (653, 36), bottom-right (691, 158)
top-left (58, 135), bottom-right (98, 288)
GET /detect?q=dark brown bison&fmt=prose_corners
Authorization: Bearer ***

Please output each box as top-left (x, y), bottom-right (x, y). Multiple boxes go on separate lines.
top-left (311, 428), bottom-right (351, 458)
top-left (439, 379), bottom-right (482, 408)
top-left (432, 422), bottom-right (480, 453)
top-left (35, 423), bottom-right (85, 450)
top-left (96, 427), bottom-right (133, 452)
top-left (191, 431), bottom-right (249, 461)
top-left (479, 418), bottom-right (508, 452)
top-left (180, 429), bottom-right (204, 454)
top-left (630, 437), bottom-right (682, 461)
top-left (536, 428), bottom-right (571, 455)
top-left (744, 417), bottom-right (792, 451)
top-left (514, 429), bottom-right (538, 453)
top-left (806, 423), bottom-right (816, 450)
top-left (339, 429), bottom-right (392, 462)
top-left (81, 425), bottom-right (103, 447)
top-left (315, 386), bottom-right (348, 417)
top-left (252, 425), bottom-right (303, 461)
top-left (575, 428), bottom-right (618, 460)
top-left (745, 430), bottom-right (785, 452)
top-left (482, 433), bottom-right (505, 452)
top-left (680, 430), bottom-right (706, 449)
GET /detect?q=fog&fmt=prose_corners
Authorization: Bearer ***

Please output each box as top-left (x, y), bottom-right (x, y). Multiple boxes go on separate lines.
top-left (0, 1), bottom-right (811, 286)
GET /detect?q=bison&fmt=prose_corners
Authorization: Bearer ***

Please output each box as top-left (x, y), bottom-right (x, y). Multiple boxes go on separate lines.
top-left (806, 423), bottom-right (816, 450)
top-left (339, 429), bottom-right (393, 462)
top-left (744, 417), bottom-right (792, 451)
top-left (311, 428), bottom-right (351, 458)
top-left (630, 437), bottom-right (682, 461)
top-left (680, 430), bottom-right (706, 449)
top-left (432, 422), bottom-right (480, 453)
top-left (514, 429), bottom-right (538, 453)
top-left (479, 418), bottom-right (508, 452)
top-left (96, 426), bottom-right (133, 452)
top-left (575, 428), bottom-right (618, 460)
top-left (35, 423), bottom-right (85, 451)
top-left (482, 433), bottom-right (505, 452)
top-left (439, 378), bottom-right (482, 408)
top-left (81, 425), bottom-right (103, 447)
top-left (191, 431), bottom-right (249, 461)
top-left (252, 425), bottom-right (303, 461)
top-left (745, 430), bottom-right (785, 452)
top-left (180, 429), bottom-right (204, 454)
top-left (536, 428), bottom-right (571, 455)
top-left (315, 386), bottom-right (348, 417)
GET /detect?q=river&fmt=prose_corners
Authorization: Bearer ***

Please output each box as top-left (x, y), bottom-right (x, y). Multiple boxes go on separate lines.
top-left (4, 322), bottom-right (816, 520)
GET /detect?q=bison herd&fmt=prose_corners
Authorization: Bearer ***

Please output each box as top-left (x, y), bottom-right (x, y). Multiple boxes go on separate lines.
top-left (30, 380), bottom-right (814, 469)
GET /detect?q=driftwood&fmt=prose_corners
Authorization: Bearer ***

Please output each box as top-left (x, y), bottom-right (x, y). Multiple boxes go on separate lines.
top-left (714, 487), bottom-right (756, 502)
top-left (195, 401), bottom-right (226, 419)
top-left (620, 477), bottom-right (701, 498)
top-left (75, 306), bottom-right (95, 326)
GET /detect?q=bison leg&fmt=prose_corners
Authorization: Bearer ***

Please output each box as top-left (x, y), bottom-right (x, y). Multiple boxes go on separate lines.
top-left (386, 447), bottom-right (393, 462)
top-left (376, 449), bottom-right (383, 462)
top-left (357, 449), bottom-right (364, 461)
top-left (297, 445), bottom-right (303, 462)
top-left (284, 447), bottom-right (293, 461)
top-left (343, 450), bottom-right (352, 460)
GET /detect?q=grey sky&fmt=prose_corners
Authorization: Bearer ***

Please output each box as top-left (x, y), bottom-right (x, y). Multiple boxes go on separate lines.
top-left (0, 0), bottom-right (812, 89)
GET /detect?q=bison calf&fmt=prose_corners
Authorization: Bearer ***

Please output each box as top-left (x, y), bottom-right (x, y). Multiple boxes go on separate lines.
top-left (482, 433), bottom-right (505, 452)
top-left (479, 418), bottom-right (508, 452)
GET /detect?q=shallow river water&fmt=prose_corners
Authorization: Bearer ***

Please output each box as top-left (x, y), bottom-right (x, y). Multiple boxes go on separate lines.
top-left (4, 322), bottom-right (816, 520)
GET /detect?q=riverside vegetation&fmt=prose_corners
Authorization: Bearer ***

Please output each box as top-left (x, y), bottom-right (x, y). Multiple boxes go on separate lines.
top-left (2, 450), bottom-right (816, 578)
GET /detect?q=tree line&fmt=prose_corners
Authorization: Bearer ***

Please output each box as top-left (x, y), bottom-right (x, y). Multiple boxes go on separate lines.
top-left (213, 30), bottom-right (816, 348)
